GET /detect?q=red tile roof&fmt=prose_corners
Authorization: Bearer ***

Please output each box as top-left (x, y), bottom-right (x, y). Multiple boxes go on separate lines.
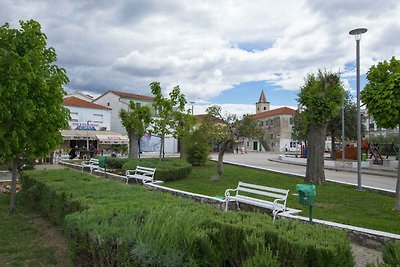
top-left (63, 97), bottom-right (111, 110)
top-left (252, 107), bottom-right (296, 120)
top-left (111, 90), bottom-right (154, 101)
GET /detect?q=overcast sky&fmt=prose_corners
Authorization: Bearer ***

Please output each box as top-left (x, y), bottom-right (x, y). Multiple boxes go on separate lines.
top-left (1, 1), bottom-right (399, 116)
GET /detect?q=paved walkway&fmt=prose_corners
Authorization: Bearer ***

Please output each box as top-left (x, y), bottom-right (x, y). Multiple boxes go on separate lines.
top-left (211, 152), bottom-right (397, 192)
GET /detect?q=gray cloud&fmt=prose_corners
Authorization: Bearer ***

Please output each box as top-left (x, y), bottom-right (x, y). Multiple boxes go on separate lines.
top-left (1, 0), bottom-right (399, 102)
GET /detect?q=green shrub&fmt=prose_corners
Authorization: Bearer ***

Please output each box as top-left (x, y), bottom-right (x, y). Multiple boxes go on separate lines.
top-left (105, 157), bottom-right (128, 169)
top-left (122, 158), bottom-right (192, 182)
top-left (20, 169), bottom-right (354, 266)
top-left (382, 241), bottom-right (400, 266)
top-left (184, 128), bottom-right (210, 166)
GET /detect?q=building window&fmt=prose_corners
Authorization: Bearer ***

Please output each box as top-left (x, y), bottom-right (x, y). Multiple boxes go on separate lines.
top-left (270, 119), bottom-right (274, 126)
top-left (247, 142), bottom-right (249, 146)
top-left (369, 123), bottom-right (375, 131)
top-left (270, 133), bottom-right (274, 139)
top-left (263, 107), bottom-right (266, 110)
top-left (265, 120), bottom-right (269, 126)
top-left (70, 112), bottom-right (78, 122)
top-left (260, 121), bottom-right (264, 127)
top-left (136, 102), bottom-right (141, 107)
top-left (107, 102), bottom-right (110, 107)
top-left (289, 117), bottom-right (294, 125)
top-left (93, 114), bottom-right (103, 123)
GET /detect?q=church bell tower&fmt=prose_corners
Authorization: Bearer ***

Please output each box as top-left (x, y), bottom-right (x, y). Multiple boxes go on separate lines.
top-left (256, 90), bottom-right (270, 114)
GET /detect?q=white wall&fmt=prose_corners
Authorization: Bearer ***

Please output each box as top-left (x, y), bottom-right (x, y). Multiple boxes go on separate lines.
top-left (66, 106), bottom-right (111, 131)
top-left (93, 92), bottom-right (124, 133)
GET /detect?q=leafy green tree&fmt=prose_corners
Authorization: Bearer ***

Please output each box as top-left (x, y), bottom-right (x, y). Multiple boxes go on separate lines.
top-left (174, 111), bottom-right (196, 159)
top-left (204, 106), bottom-right (262, 180)
top-left (120, 102), bottom-right (152, 158)
top-left (150, 82), bottom-right (188, 159)
top-left (184, 126), bottom-right (210, 166)
top-left (292, 110), bottom-right (307, 146)
top-left (0, 20), bottom-right (70, 212)
top-left (327, 92), bottom-right (357, 159)
top-left (361, 56), bottom-right (400, 211)
top-left (298, 70), bottom-right (344, 184)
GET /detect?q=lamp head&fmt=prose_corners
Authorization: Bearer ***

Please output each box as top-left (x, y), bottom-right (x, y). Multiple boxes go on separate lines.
top-left (349, 28), bottom-right (367, 41)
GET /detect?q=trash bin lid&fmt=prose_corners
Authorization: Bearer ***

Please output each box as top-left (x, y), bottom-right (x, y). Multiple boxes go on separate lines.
top-left (296, 184), bottom-right (316, 196)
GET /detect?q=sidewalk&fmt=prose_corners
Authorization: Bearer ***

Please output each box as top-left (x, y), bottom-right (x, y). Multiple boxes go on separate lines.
top-left (211, 152), bottom-right (398, 193)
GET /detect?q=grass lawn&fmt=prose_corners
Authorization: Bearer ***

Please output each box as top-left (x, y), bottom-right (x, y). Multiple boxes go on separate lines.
top-left (0, 193), bottom-right (72, 266)
top-left (164, 161), bottom-right (400, 234)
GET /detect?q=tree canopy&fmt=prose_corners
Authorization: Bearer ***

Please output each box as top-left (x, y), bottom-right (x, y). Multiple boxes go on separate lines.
top-left (120, 102), bottom-right (152, 158)
top-left (150, 82), bottom-right (189, 159)
top-left (203, 105), bottom-right (262, 180)
top-left (0, 20), bottom-right (70, 211)
top-left (298, 70), bottom-right (344, 184)
top-left (361, 56), bottom-right (400, 211)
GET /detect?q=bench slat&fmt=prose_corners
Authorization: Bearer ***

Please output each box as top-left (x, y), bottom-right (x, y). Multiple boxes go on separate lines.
top-left (235, 195), bottom-right (284, 208)
top-left (237, 187), bottom-right (287, 200)
top-left (239, 182), bottom-right (289, 194)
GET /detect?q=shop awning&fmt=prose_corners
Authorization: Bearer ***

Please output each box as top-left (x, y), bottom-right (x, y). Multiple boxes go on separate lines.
top-left (60, 130), bottom-right (128, 144)
top-left (61, 130), bottom-right (97, 140)
top-left (96, 134), bottom-right (129, 144)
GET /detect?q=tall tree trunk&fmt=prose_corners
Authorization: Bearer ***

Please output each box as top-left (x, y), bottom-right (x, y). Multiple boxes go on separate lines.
top-left (396, 126), bottom-right (400, 211)
top-left (128, 131), bottom-right (139, 158)
top-left (159, 134), bottom-right (165, 160)
top-left (212, 142), bottom-right (228, 181)
top-left (331, 131), bottom-right (336, 160)
top-left (305, 124), bottom-right (327, 184)
top-left (9, 159), bottom-right (18, 213)
top-left (180, 137), bottom-right (185, 159)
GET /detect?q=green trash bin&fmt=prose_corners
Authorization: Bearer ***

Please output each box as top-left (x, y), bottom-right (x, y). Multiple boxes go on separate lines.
top-left (296, 184), bottom-right (316, 206)
top-left (99, 156), bottom-right (107, 168)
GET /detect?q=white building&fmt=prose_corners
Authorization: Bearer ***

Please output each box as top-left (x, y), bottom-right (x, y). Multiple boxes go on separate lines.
top-left (93, 90), bottom-right (154, 134)
top-left (245, 91), bottom-right (297, 153)
top-left (64, 91), bottom-right (94, 102)
top-left (93, 90), bottom-right (178, 154)
top-left (60, 96), bottom-right (128, 156)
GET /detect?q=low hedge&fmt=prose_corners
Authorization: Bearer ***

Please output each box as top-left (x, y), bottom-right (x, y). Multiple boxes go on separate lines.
top-left (105, 157), bottom-right (129, 169)
top-left (122, 158), bottom-right (192, 182)
top-left (368, 241), bottom-right (400, 266)
top-left (20, 169), bottom-right (354, 266)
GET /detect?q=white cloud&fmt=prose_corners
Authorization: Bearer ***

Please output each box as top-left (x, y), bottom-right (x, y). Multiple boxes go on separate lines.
top-left (1, 0), bottom-right (399, 105)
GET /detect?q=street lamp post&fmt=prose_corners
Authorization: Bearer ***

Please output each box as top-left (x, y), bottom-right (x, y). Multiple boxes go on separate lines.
top-left (190, 101), bottom-right (195, 115)
top-left (349, 27), bottom-right (367, 191)
top-left (342, 104), bottom-right (345, 161)
top-left (86, 120), bottom-right (91, 151)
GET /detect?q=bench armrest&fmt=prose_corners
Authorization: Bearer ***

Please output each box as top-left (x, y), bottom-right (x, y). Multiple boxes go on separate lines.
top-left (273, 198), bottom-right (287, 208)
top-left (224, 188), bottom-right (238, 198)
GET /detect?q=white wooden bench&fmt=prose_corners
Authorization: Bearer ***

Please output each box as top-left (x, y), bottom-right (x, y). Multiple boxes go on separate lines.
top-left (224, 182), bottom-right (289, 220)
top-left (125, 166), bottom-right (156, 184)
top-left (81, 158), bottom-right (100, 173)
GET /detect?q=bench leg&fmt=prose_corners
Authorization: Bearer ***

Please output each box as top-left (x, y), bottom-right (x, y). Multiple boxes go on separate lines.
top-left (225, 200), bottom-right (229, 211)
top-left (272, 210), bottom-right (280, 222)
top-left (236, 201), bottom-right (240, 211)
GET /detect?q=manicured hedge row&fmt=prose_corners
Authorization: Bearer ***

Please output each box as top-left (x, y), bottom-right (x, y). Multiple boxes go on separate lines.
top-left (122, 158), bottom-right (192, 182)
top-left (20, 169), bottom-right (354, 266)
